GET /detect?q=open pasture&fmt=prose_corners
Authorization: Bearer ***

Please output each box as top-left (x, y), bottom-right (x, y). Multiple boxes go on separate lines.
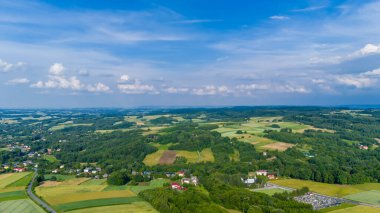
top-left (271, 179), bottom-right (380, 197)
top-left (261, 142), bottom-right (295, 151)
top-left (44, 190), bottom-right (136, 206)
top-left (35, 184), bottom-right (106, 198)
top-left (0, 172), bottom-right (31, 189)
top-left (49, 121), bottom-right (93, 131)
top-left (253, 188), bottom-right (288, 195)
top-left (0, 190), bottom-right (26, 202)
top-left (67, 201), bottom-right (158, 213)
top-left (57, 197), bottom-right (143, 212)
top-left (330, 205), bottom-right (380, 213)
top-left (0, 199), bottom-right (45, 213)
top-left (344, 190), bottom-right (380, 206)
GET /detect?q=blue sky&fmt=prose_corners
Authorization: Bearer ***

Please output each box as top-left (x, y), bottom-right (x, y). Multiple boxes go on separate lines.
top-left (1, 0), bottom-right (380, 108)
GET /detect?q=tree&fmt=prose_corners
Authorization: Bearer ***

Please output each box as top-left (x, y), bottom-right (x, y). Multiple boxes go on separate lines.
top-left (107, 170), bottom-right (130, 185)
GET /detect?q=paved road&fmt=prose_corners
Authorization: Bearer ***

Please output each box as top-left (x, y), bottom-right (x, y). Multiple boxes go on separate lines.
top-left (27, 170), bottom-right (57, 213)
top-left (266, 183), bottom-right (380, 209)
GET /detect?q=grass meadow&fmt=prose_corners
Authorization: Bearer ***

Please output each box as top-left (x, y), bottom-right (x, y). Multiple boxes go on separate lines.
top-left (0, 199), bottom-right (45, 213)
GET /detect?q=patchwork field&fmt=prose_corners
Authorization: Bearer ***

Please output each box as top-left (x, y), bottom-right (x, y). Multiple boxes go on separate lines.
top-left (36, 177), bottom-right (166, 212)
top-left (344, 190), bottom-right (380, 206)
top-left (0, 199), bottom-right (45, 213)
top-left (211, 116), bottom-right (327, 151)
top-left (0, 172), bottom-right (31, 189)
top-left (270, 179), bottom-right (380, 197)
top-left (143, 144), bottom-right (215, 166)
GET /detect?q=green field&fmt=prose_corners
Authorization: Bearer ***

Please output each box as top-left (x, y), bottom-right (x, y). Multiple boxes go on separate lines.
top-left (253, 188), bottom-right (289, 195)
top-left (44, 174), bottom-right (75, 182)
top-left (49, 121), bottom-right (93, 131)
top-left (271, 179), bottom-right (380, 197)
top-left (330, 205), bottom-right (380, 213)
top-left (67, 202), bottom-right (158, 213)
top-left (57, 197), bottom-right (143, 212)
top-left (6, 173), bottom-right (33, 187)
top-left (344, 190), bottom-right (380, 206)
top-left (0, 199), bottom-right (45, 213)
top-left (0, 190), bottom-right (27, 202)
top-left (0, 173), bottom-right (31, 189)
top-left (319, 203), bottom-right (356, 213)
top-left (43, 155), bottom-right (59, 163)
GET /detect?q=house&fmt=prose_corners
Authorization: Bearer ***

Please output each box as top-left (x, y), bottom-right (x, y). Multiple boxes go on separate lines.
top-left (14, 168), bottom-right (25, 172)
top-left (181, 176), bottom-right (199, 186)
top-left (103, 174), bottom-right (109, 179)
top-left (359, 145), bottom-right (369, 150)
top-left (267, 174), bottom-right (276, 180)
top-left (256, 170), bottom-right (268, 176)
top-left (164, 172), bottom-right (176, 178)
top-left (2, 164), bottom-right (10, 169)
top-left (177, 171), bottom-right (185, 177)
top-left (52, 169), bottom-right (58, 174)
top-left (171, 182), bottom-right (182, 190)
top-left (241, 177), bottom-right (256, 185)
top-left (91, 170), bottom-right (97, 174)
top-left (84, 167), bottom-right (92, 173)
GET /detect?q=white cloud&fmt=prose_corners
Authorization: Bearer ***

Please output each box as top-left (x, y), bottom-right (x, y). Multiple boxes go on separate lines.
top-left (87, 83), bottom-right (111, 93)
top-left (363, 68), bottom-right (380, 76)
top-left (355, 44), bottom-right (380, 57)
top-left (164, 87), bottom-right (189, 94)
top-left (118, 82), bottom-right (157, 94)
top-left (32, 63), bottom-right (110, 93)
top-left (291, 5), bottom-right (326, 12)
top-left (0, 59), bottom-right (25, 72)
top-left (6, 78), bottom-right (30, 85)
top-left (336, 75), bottom-right (377, 88)
top-left (192, 85), bottom-right (231, 96)
top-left (270, 16), bottom-right (290, 20)
top-left (49, 63), bottom-right (65, 75)
top-left (119, 75), bottom-right (130, 82)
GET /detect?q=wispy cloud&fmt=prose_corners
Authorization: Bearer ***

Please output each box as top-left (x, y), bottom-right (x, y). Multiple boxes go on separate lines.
top-left (291, 5), bottom-right (327, 12)
top-left (270, 16), bottom-right (290, 20)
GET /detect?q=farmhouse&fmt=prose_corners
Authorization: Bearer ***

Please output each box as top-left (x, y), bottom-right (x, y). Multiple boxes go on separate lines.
top-left (181, 176), bottom-right (199, 186)
top-left (177, 171), bottom-right (185, 177)
top-left (256, 170), bottom-right (268, 176)
top-left (359, 145), bottom-right (369, 150)
top-left (241, 177), bottom-right (256, 185)
top-left (171, 182), bottom-right (181, 190)
top-left (14, 167), bottom-right (26, 172)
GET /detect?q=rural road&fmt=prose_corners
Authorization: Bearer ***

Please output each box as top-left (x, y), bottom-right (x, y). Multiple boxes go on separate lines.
top-left (266, 183), bottom-right (380, 209)
top-left (27, 170), bottom-right (57, 213)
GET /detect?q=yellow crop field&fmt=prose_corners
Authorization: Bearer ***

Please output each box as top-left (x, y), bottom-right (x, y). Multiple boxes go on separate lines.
top-left (0, 172), bottom-right (31, 189)
top-left (271, 179), bottom-right (380, 197)
top-left (45, 190), bottom-right (136, 205)
top-left (67, 201), bottom-right (158, 213)
top-left (36, 185), bottom-right (106, 198)
top-left (261, 142), bottom-right (295, 151)
top-left (0, 186), bottom-right (25, 193)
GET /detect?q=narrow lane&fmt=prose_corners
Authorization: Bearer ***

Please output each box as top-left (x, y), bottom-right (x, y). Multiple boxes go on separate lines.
top-left (27, 170), bottom-right (57, 213)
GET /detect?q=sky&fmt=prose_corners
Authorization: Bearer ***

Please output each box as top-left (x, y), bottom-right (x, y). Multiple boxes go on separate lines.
top-left (1, 0), bottom-right (380, 108)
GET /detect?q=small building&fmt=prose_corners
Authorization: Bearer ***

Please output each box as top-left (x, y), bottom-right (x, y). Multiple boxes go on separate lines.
top-left (267, 174), bottom-right (276, 180)
top-left (52, 169), bottom-right (58, 174)
top-left (241, 177), bottom-right (256, 185)
top-left (359, 145), bottom-right (369, 150)
top-left (103, 174), bottom-right (109, 179)
top-left (14, 168), bottom-right (25, 172)
top-left (171, 182), bottom-right (182, 190)
top-left (177, 171), bottom-right (185, 177)
top-left (256, 170), bottom-right (268, 176)
top-left (84, 167), bottom-right (92, 173)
